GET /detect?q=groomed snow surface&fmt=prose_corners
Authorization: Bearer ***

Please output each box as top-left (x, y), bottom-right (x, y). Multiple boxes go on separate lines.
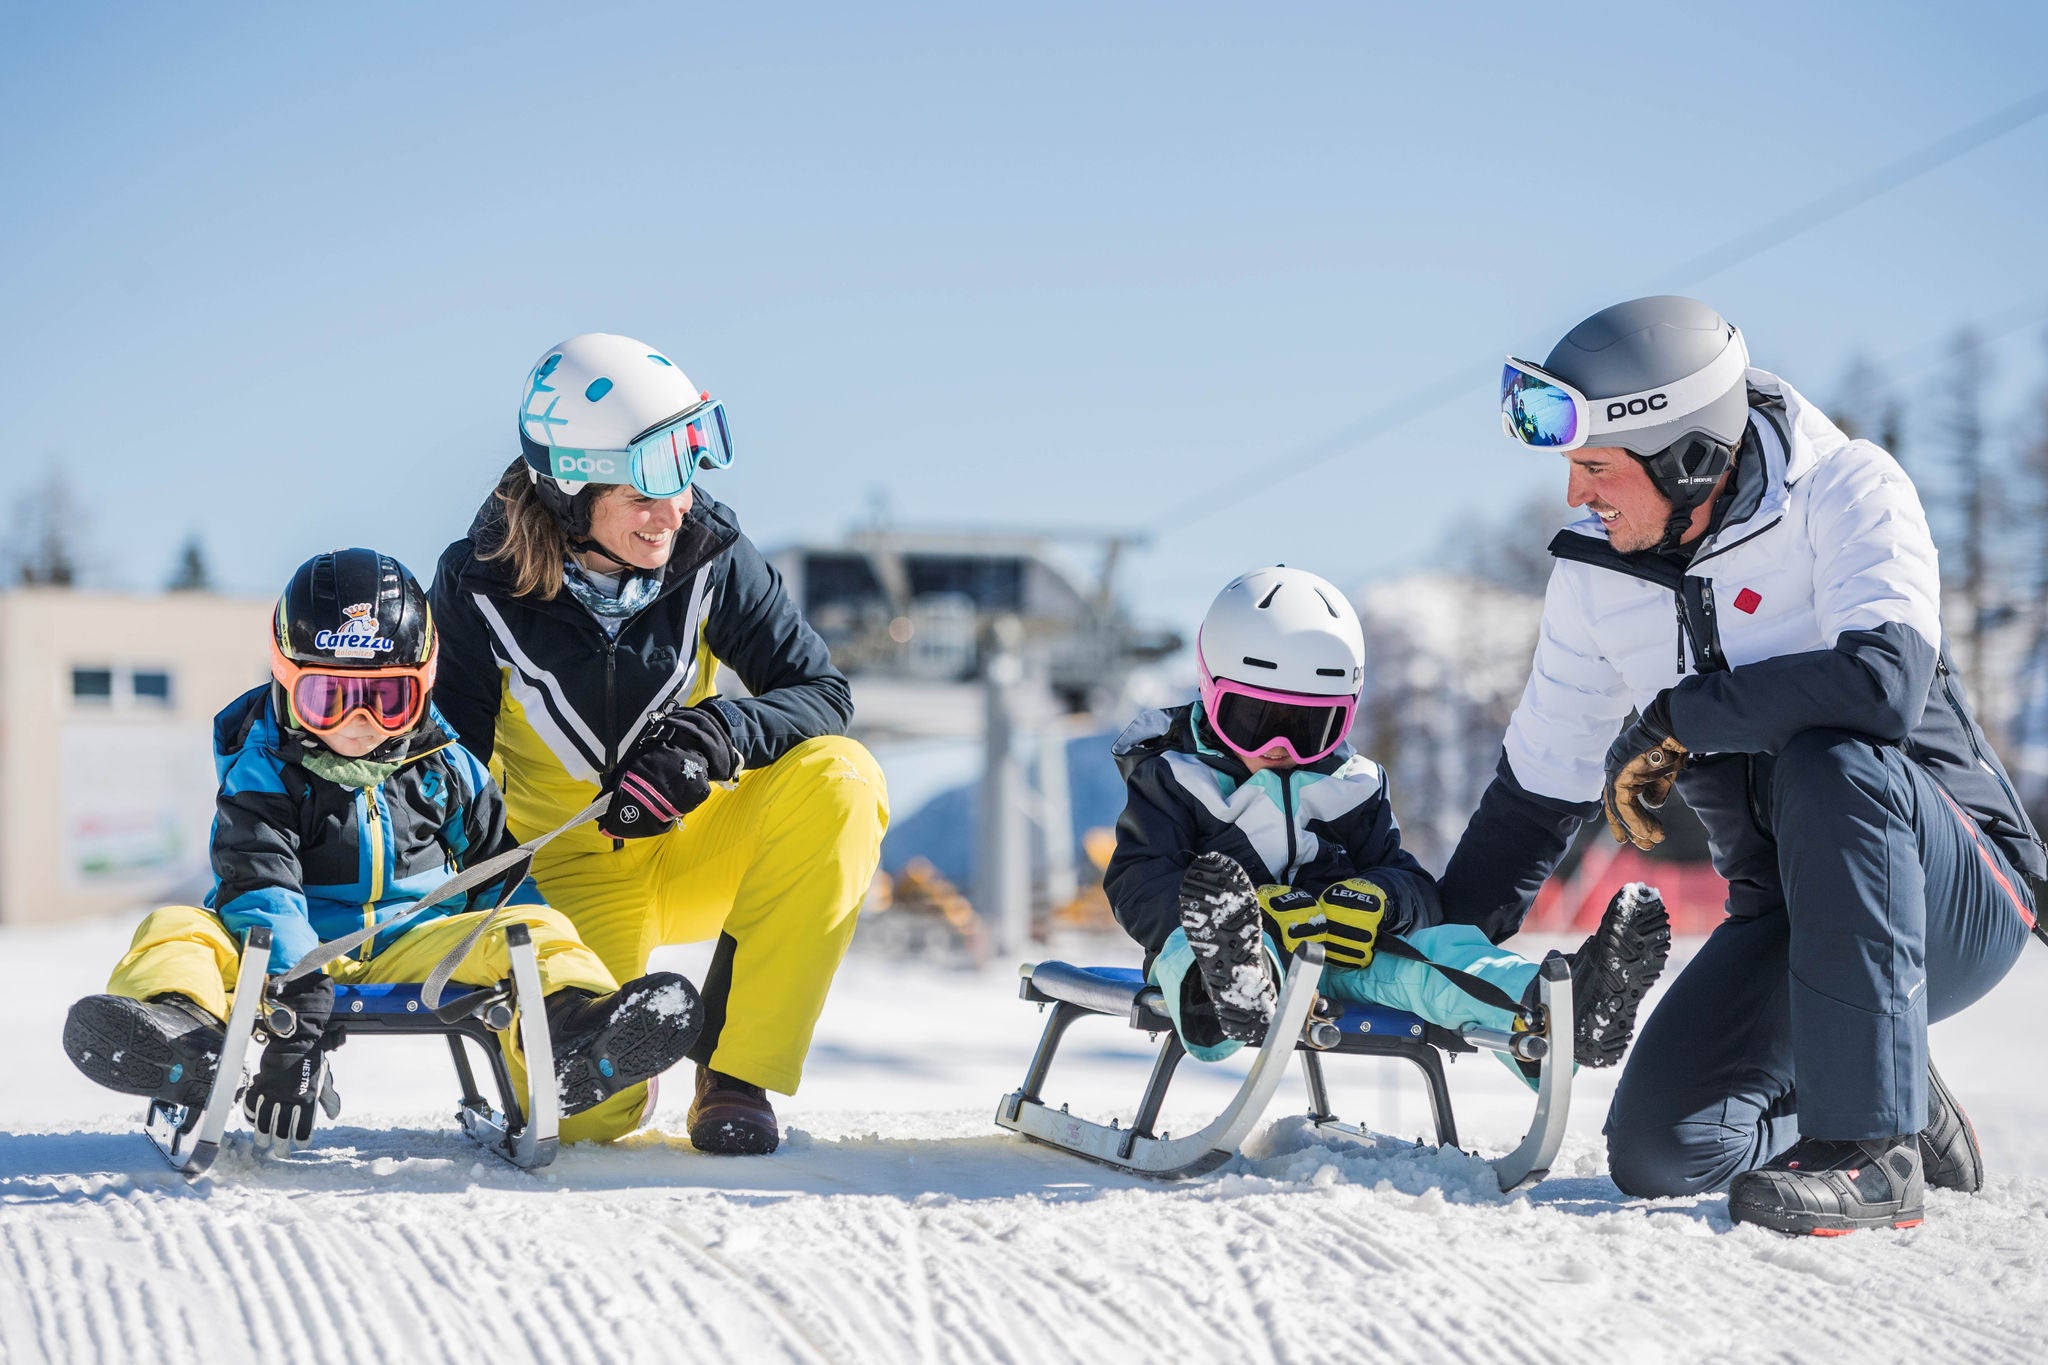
top-left (3, 919), bottom-right (2044, 1365)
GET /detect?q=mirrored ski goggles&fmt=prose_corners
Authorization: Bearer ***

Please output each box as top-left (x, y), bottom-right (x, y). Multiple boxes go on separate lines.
top-left (271, 643), bottom-right (434, 736)
top-left (1202, 677), bottom-right (1357, 765)
top-left (1500, 358), bottom-right (1592, 451)
top-left (541, 396), bottom-right (735, 498)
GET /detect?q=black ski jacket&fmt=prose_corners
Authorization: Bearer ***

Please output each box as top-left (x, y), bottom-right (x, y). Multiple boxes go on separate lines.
top-left (1103, 704), bottom-right (1439, 961)
top-left (207, 686), bottom-right (542, 973)
top-left (430, 489), bottom-right (851, 846)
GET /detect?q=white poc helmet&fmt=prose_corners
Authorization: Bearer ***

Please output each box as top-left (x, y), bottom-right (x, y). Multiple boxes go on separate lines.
top-left (519, 333), bottom-right (699, 459)
top-left (516, 332), bottom-right (726, 535)
top-left (1197, 566), bottom-right (1365, 698)
top-left (1197, 567), bottom-right (1365, 764)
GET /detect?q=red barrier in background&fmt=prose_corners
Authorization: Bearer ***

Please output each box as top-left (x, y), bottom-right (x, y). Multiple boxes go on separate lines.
top-left (1526, 840), bottom-right (1727, 936)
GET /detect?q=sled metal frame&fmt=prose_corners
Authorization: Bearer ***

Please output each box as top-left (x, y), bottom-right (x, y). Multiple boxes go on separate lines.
top-left (994, 944), bottom-right (1573, 1193)
top-left (145, 923), bottom-right (559, 1176)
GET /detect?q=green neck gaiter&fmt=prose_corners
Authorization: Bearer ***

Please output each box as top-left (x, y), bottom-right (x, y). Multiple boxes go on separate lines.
top-left (301, 747), bottom-right (405, 790)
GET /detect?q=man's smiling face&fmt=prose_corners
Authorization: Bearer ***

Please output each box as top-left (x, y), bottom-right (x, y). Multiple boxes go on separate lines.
top-left (1564, 447), bottom-right (1673, 553)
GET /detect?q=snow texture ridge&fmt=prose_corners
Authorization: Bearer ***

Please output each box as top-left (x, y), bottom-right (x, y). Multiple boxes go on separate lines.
top-left (3, 919), bottom-right (2046, 1364)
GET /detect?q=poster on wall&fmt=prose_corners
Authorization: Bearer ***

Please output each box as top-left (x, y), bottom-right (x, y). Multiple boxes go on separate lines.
top-left (61, 722), bottom-right (216, 895)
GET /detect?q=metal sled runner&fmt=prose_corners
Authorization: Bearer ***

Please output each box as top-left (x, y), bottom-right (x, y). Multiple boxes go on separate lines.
top-left (994, 943), bottom-right (1574, 1192)
top-left (145, 923), bottom-right (560, 1176)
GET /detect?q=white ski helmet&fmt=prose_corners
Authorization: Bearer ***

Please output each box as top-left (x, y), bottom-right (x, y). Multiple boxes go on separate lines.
top-left (519, 332), bottom-right (701, 466)
top-left (516, 333), bottom-right (732, 533)
top-left (1196, 567), bottom-right (1365, 763)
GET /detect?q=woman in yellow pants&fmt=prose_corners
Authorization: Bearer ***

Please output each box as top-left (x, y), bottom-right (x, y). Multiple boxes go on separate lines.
top-left (430, 333), bottom-right (889, 1153)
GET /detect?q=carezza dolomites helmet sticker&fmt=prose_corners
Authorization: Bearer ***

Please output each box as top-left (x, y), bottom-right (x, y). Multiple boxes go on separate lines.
top-left (316, 602), bottom-right (397, 659)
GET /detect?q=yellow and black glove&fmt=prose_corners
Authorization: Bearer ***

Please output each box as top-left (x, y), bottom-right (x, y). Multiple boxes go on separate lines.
top-left (1259, 878), bottom-right (1388, 968)
top-left (1601, 693), bottom-right (1690, 851)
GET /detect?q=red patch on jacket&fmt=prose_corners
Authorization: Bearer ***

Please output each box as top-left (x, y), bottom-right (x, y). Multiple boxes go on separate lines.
top-left (1733, 588), bottom-right (1762, 614)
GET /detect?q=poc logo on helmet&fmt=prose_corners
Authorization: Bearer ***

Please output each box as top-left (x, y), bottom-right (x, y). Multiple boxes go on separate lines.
top-left (551, 452), bottom-right (619, 479)
top-left (1606, 393), bottom-right (1669, 421)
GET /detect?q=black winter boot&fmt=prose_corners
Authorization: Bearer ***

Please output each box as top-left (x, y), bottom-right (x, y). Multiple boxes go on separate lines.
top-left (1920, 1061), bottom-right (1984, 1193)
top-left (545, 972), bottom-right (702, 1117)
top-left (688, 1066), bottom-right (780, 1155)
top-left (1728, 1134), bottom-right (1926, 1235)
top-left (1175, 852), bottom-right (1275, 1044)
top-left (1562, 883), bottom-right (1671, 1067)
top-left (64, 994), bottom-right (224, 1110)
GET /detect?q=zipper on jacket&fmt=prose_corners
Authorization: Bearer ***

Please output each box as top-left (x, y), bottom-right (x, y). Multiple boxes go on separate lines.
top-left (361, 786), bottom-right (388, 962)
top-left (603, 638), bottom-right (620, 770)
top-left (1281, 773), bottom-right (1300, 881)
top-left (1935, 655), bottom-right (2031, 840)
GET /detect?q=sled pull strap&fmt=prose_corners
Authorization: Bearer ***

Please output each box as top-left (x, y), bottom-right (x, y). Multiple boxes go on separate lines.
top-left (280, 795), bottom-right (611, 988)
top-left (416, 794), bottom-right (616, 1009)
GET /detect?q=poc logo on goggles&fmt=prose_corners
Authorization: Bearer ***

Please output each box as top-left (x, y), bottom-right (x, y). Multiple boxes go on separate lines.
top-left (1606, 393), bottom-right (1669, 421)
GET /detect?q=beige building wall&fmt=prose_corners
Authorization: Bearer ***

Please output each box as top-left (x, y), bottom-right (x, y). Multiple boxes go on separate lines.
top-left (0, 589), bottom-right (273, 925)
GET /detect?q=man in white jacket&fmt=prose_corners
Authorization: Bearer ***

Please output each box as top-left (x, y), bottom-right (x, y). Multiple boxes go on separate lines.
top-left (1444, 295), bottom-right (2042, 1235)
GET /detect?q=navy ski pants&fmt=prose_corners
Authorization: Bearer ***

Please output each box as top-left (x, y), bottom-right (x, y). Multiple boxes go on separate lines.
top-left (1604, 728), bottom-right (2036, 1198)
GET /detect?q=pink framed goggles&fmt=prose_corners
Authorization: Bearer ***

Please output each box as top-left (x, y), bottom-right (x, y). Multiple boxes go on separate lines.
top-left (1198, 671), bottom-right (1357, 765)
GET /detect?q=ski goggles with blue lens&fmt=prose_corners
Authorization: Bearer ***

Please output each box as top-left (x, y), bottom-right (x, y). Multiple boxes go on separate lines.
top-left (1500, 358), bottom-right (1591, 451)
top-left (542, 397), bottom-right (735, 497)
top-left (1502, 328), bottom-right (1749, 454)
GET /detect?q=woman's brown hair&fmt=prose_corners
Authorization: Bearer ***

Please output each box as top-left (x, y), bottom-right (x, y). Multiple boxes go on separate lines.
top-left (478, 458), bottom-right (571, 600)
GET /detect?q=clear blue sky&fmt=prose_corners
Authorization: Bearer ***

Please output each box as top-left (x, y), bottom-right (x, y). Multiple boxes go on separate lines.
top-left (6, 1), bottom-right (2047, 641)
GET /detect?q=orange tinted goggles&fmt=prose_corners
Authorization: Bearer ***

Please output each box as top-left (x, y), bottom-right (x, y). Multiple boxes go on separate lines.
top-left (271, 642), bottom-right (434, 736)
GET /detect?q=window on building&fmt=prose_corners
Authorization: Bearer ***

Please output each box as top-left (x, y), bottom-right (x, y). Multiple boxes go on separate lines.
top-left (131, 669), bottom-right (174, 706)
top-left (904, 555), bottom-right (1025, 611)
top-left (71, 667), bottom-right (115, 703)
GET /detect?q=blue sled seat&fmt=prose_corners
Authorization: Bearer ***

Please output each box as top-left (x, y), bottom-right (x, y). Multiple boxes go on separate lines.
top-left (321, 979), bottom-right (532, 1132)
top-left (333, 981), bottom-right (436, 1019)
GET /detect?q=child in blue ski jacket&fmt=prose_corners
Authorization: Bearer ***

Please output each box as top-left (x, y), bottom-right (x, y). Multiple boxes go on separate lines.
top-left (61, 549), bottom-right (702, 1149)
top-left (1105, 566), bottom-right (1672, 1067)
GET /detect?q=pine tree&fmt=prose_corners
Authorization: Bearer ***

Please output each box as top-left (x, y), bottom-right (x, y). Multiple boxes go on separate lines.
top-left (166, 535), bottom-right (213, 592)
top-left (9, 475), bottom-right (81, 587)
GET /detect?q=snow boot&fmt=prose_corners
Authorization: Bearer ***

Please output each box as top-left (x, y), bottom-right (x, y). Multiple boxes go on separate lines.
top-left (1920, 1061), bottom-right (1984, 1193)
top-left (63, 993), bottom-right (224, 1111)
top-left (1728, 1134), bottom-right (1925, 1235)
top-left (1560, 883), bottom-right (1671, 1067)
top-left (1176, 852), bottom-right (1276, 1044)
top-left (544, 972), bottom-right (702, 1117)
top-left (688, 1065), bottom-right (780, 1155)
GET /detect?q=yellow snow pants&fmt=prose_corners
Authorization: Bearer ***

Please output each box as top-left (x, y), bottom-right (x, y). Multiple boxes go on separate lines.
top-left (104, 903), bottom-right (646, 1144)
top-left (529, 735), bottom-right (888, 1140)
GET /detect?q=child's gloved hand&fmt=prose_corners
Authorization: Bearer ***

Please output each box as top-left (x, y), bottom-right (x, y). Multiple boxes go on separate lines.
top-left (1260, 879), bottom-right (1388, 968)
top-left (245, 974), bottom-right (339, 1150)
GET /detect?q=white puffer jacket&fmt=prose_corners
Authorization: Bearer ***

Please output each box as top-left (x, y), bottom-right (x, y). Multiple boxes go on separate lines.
top-left (1444, 369), bottom-right (2041, 938)
top-left (1504, 369), bottom-right (1940, 802)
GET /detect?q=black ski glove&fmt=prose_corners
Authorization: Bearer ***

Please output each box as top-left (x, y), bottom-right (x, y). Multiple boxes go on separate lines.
top-left (244, 972), bottom-right (339, 1147)
top-left (600, 704), bottom-right (741, 839)
top-left (1602, 691), bottom-right (1689, 851)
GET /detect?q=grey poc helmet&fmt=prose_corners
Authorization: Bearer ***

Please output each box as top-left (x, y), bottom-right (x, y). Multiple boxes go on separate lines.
top-left (1529, 295), bottom-right (1752, 549)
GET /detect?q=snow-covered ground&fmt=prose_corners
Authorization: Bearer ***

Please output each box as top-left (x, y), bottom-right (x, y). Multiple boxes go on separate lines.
top-left (2, 918), bottom-right (2044, 1365)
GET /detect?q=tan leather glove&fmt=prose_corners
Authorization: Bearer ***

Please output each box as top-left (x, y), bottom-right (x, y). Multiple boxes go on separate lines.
top-left (1600, 693), bottom-right (1689, 851)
